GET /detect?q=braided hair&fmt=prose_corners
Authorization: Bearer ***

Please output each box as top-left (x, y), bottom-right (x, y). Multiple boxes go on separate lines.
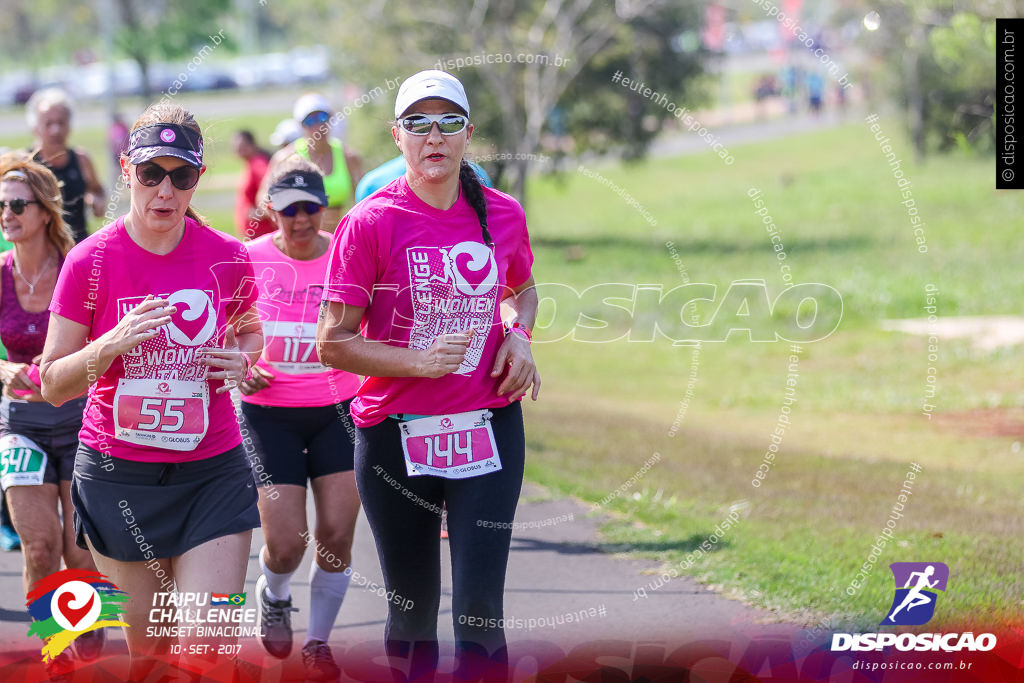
top-left (459, 160), bottom-right (492, 248)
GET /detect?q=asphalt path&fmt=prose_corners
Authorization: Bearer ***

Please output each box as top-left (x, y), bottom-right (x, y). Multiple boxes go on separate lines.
top-left (0, 476), bottom-right (803, 680)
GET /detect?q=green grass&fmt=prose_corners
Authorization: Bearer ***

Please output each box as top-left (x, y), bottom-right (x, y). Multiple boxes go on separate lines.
top-left (5, 95), bottom-right (1019, 629)
top-left (519, 120), bottom-right (1024, 630)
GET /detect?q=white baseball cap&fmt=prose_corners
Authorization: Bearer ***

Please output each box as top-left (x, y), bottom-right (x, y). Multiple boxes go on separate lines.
top-left (293, 93), bottom-right (332, 122)
top-left (269, 118), bottom-right (303, 147)
top-left (394, 70), bottom-right (470, 118)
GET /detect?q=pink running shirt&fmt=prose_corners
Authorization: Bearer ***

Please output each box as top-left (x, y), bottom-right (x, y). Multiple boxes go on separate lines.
top-left (50, 216), bottom-right (258, 463)
top-left (242, 232), bottom-right (360, 407)
top-left (323, 176), bottom-right (533, 427)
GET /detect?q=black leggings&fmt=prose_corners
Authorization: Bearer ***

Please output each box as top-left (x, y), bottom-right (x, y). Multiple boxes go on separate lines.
top-left (354, 401), bottom-right (524, 682)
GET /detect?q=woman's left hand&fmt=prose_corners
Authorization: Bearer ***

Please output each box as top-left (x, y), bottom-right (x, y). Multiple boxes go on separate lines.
top-left (490, 330), bottom-right (541, 402)
top-left (199, 325), bottom-right (249, 394)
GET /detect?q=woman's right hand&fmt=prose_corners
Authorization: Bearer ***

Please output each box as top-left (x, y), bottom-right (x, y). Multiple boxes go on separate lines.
top-left (0, 361), bottom-right (41, 396)
top-left (418, 329), bottom-right (473, 378)
top-left (98, 295), bottom-right (176, 357)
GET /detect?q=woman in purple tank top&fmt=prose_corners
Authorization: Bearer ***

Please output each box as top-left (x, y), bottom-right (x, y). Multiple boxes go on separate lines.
top-left (0, 153), bottom-right (104, 674)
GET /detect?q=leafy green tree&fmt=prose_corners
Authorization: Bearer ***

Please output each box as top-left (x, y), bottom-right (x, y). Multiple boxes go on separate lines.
top-left (114, 0), bottom-right (234, 101)
top-left (855, 1), bottom-right (1004, 156)
top-left (333, 0), bottom-right (706, 202)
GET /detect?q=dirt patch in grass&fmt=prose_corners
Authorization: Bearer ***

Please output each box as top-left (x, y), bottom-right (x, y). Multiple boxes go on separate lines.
top-left (931, 408), bottom-right (1024, 439)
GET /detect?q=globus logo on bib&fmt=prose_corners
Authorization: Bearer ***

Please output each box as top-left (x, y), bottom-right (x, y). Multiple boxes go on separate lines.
top-left (831, 562), bottom-right (996, 653)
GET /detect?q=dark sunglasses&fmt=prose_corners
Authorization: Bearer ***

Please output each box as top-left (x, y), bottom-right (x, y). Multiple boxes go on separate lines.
top-left (302, 111), bottom-right (331, 127)
top-left (279, 202), bottom-right (324, 217)
top-left (135, 162), bottom-right (201, 190)
top-left (398, 113), bottom-right (469, 136)
top-left (0, 199), bottom-right (39, 215)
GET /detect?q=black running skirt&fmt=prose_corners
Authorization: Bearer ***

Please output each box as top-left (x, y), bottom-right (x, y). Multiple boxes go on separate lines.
top-left (71, 443), bottom-right (260, 561)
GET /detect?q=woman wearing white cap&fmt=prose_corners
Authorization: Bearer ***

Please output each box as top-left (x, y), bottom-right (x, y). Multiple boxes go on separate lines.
top-left (263, 94), bottom-right (363, 232)
top-left (317, 70), bottom-right (540, 681)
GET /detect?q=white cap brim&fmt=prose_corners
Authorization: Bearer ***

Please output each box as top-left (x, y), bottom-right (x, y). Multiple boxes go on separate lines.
top-left (394, 70), bottom-right (470, 118)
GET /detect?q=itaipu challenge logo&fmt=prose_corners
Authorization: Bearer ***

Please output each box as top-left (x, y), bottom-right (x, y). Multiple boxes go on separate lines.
top-left (26, 569), bottom-right (128, 662)
top-left (882, 562), bottom-right (948, 626)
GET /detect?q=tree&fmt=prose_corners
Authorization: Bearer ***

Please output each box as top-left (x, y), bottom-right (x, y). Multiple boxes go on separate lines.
top-left (334, 0), bottom-right (706, 202)
top-left (854, 1), bottom-right (1005, 157)
top-left (113, 0), bottom-right (234, 101)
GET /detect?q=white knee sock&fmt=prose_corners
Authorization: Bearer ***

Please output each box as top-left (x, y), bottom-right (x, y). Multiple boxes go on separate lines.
top-left (306, 562), bottom-right (351, 645)
top-left (259, 545), bottom-right (296, 602)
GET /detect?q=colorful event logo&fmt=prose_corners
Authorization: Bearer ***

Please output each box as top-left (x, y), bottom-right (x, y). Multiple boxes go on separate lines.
top-left (26, 569), bottom-right (129, 661)
top-left (882, 562), bottom-right (949, 626)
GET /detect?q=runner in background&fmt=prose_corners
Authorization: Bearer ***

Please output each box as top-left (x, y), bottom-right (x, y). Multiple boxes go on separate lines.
top-left (270, 119), bottom-right (303, 151)
top-left (233, 130), bottom-right (277, 240)
top-left (40, 103), bottom-right (262, 680)
top-left (0, 153), bottom-right (103, 676)
top-left (0, 198), bottom-right (14, 552)
top-left (27, 89), bottom-right (105, 244)
top-left (317, 70), bottom-right (540, 682)
top-left (262, 94), bottom-right (364, 231)
top-left (355, 154), bottom-right (492, 203)
top-left (241, 156), bottom-right (361, 682)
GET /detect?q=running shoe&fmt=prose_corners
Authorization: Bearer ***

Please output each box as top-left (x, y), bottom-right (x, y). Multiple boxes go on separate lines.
top-left (255, 574), bottom-right (297, 659)
top-left (301, 640), bottom-right (341, 682)
top-left (45, 650), bottom-right (75, 681)
top-left (440, 506), bottom-right (449, 540)
top-left (0, 524), bottom-right (20, 551)
top-left (73, 627), bottom-right (106, 661)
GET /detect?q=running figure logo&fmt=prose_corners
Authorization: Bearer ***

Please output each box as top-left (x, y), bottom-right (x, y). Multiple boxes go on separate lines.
top-left (882, 562), bottom-right (949, 626)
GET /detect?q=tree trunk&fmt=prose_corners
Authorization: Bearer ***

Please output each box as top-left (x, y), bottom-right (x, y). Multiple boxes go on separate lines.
top-left (904, 26), bottom-right (926, 161)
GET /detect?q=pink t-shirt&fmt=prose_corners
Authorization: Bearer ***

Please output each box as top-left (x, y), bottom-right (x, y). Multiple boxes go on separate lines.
top-left (323, 176), bottom-right (533, 427)
top-left (242, 233), bottom-right (360, 407)
top-left (50, 216), bottom-right (258, 463)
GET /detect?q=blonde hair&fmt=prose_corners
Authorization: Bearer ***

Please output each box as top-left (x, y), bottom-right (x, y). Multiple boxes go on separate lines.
top-left (127, 103), bottom-right (208, 226)
top-left (0, 151), bottom-right (74, 256)
top-left (26, 88), bottom-right (74, 129)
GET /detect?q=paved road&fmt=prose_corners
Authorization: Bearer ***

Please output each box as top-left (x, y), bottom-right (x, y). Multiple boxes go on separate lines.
top-left (0, 480), bottom-right (801, 680)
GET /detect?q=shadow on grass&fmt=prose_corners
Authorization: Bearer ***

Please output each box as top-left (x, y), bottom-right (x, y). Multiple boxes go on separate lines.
top-left (533, 234), bottom-right (875, 256)
top-left (596, 533), bottom-right (733, 556)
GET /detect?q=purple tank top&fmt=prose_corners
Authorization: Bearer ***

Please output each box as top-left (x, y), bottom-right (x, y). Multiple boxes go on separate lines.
top-left (0, 251), bottom-right (56, 363)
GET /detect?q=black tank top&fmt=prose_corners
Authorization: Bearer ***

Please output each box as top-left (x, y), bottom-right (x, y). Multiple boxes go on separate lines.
top-left (33, 149), bottom-right (88, 243)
